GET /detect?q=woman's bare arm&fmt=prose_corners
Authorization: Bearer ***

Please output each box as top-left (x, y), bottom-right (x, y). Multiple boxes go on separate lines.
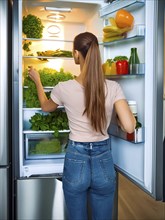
top-left (28, 66), bottom-right (58, 112)
top-left (114, 99), bottom-right (136, 133)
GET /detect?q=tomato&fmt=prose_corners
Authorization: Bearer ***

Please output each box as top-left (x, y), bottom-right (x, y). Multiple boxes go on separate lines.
top-left (116, 60), bottom-right (129, 74)
top-left (115, 9), bottom-right (134, 28)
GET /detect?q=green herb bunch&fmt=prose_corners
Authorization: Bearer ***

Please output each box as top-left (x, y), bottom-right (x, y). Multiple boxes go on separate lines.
top-left (23, 40), bottom-right (32, 52)
top-left (23, 68), bottom-right (73, 108)
top-left (23, 14), bottom-right (44, 38)
top-left (29, 110), bottom-right (69, 137)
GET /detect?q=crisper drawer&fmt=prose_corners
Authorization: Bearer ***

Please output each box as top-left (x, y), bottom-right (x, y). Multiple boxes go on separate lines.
top-left (25, 132), bottom-right (69, 160)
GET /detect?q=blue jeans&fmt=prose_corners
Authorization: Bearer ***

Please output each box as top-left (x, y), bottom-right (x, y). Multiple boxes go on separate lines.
top-left (62, 138), bottom-right (116, 220)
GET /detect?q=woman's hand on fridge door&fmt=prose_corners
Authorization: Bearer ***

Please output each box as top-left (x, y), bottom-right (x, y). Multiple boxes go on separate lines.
top-left (28, 66), bottom-right (41, 86)
top-left (114, 99), bottom-right (136, 134)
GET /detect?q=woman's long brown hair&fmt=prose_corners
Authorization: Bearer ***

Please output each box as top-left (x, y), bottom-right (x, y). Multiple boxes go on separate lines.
top-left (74, 32), bottom-right (106, 134)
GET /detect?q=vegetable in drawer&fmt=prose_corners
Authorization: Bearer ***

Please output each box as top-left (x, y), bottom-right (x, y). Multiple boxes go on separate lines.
top-left (29, 138), bottom-right (62, 155)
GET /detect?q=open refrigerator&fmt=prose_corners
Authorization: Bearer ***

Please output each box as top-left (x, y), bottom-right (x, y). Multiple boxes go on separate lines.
top-left (11, 0), bottom-right (165, 219)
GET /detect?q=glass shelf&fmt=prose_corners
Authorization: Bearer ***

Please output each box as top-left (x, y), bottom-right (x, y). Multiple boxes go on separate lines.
top-left (100, 25), bottom-right (145, 45)
top-left (100, 35), bottom-right (144, 45)
top-left (23, 56), bottom-right (73, 60)
top-left (108, 124), bottom-right (144, 144)
top-left (105, 73), bottom-right (144, 79)
top-left (23, 130), bottom-right (70, 134)
top-left (23, 106), bottom-right (64, 111)
top-left (23, 38), bottom-right (73, 43)
top-left (23, 86), bottom-right (54, 91)
top-left (100, 0), bottom-right (145, 17)
top-left (104, 63), bottom-right (145, 78)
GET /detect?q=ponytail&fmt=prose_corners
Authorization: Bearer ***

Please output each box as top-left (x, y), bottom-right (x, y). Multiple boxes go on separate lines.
top-left (74, 32), bottom-right (106, 134)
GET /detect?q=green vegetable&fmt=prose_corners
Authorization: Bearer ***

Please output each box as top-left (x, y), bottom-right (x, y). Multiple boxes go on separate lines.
top-left (36, 49), bottom-right (73, 61)
top-left (23, 40), bottom-right (32, 52)
top-left (29, 138), bottom-right (62, 155)
top-left (113, 56), bottom-right (128, 61)
top-left (29, 110), bottom-right (69, 137)
top-left (23, 68), bottom-right (74, 108)
top-left (23, 14), bottom-right (44, 38)
top-left (106, 59), bottom-right (114, 65)
top-left (136, 120), bottom-right (142, 129)
top-left (27, 53), bottom-right (34, 56)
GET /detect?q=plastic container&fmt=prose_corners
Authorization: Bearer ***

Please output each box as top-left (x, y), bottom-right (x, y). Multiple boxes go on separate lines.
top-left (127, 100), bottom-right (142, 141)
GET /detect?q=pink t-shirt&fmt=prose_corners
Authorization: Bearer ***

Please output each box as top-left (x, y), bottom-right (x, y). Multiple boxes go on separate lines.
top-left (51, 79), bottom-right (125, 142)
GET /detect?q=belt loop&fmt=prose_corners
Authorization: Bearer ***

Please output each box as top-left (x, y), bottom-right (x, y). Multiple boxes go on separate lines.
top-left (90, 143), bottom-right (93, 150)
top-left (71, 141), bottom-right (75, 146)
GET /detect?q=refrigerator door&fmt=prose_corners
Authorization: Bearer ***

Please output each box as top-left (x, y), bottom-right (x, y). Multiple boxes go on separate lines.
top-left (16, 177), bottom-right (68, 220)
top-left (0, 168), bottom-right (9, 220)
top-left (0, 0), bottom-right (9, 166)
top-left (100, 0), bottom-right (165, 200)
top-left (153, 0), bottom-right (165, 200)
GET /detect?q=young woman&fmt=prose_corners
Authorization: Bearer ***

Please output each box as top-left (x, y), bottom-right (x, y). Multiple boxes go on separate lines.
top-left (28, 32), bottom-right (136, 220)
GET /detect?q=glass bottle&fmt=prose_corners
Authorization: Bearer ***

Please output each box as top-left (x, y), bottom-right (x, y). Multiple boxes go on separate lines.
top-left (129, 48), bottom-right (140, 64)
top-left (129, 48), bottom-right (140, 74)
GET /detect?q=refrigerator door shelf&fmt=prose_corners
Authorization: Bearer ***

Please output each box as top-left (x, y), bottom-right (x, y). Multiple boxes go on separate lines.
top-left (24, 133), bottom-right (68, 160)
top-left (127, 24), bottom-right (145, 38)
top-left (100, 25), bottom-right (145, 46)
top-left (108, 124), bottom-right (145, 144)
top-left (100, 0), bottom-right (145, 18)
top-left (105, 63), bottom-right (145, 78)
top-left (129, 63), bottom-right (145, 75)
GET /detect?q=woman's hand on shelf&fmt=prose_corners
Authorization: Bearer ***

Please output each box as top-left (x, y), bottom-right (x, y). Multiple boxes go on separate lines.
top-left (28, 66), bottom-right (58, 112)
top-left (28, 66), bottom-right (41, 86)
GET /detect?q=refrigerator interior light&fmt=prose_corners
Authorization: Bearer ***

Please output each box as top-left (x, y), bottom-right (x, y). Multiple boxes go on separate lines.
top-left (47, 14), bottom-right (65, 22)
top-left (45, 7), bottom-right (72, 13)
top-left (47, 25), bottom-right (61, 35)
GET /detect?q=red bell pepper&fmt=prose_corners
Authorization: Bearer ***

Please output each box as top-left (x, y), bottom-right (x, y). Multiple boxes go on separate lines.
top-left (116, 60), bottom-right (129, 74)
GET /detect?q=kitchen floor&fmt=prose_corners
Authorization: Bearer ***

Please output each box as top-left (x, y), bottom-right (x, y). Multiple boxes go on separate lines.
top-left (118, 174), bottom-right (165, 220)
